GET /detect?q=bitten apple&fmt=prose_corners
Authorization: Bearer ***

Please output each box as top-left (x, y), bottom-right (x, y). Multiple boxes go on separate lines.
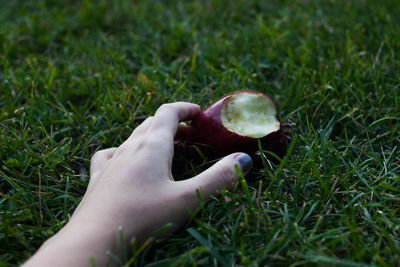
top-left (187, 90), bottom-right (288, 161)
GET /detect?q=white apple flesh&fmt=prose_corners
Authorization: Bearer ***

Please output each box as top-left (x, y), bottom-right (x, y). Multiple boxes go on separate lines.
top-left (187, 90), bottom-right (288, 161)
top-left (220, 92), bottom-right (280, 138)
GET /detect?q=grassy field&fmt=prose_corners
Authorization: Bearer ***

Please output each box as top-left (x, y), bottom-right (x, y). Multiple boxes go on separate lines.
top-left (1, 0), bottom-right (400, 266)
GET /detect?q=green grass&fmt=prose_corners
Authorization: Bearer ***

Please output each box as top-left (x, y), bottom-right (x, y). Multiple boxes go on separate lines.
top-left (1, 0), bottom-right (400, 266)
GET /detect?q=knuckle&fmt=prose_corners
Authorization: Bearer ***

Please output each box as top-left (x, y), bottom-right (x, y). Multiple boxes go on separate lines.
top-left (157, 103), bottom-right (174, 113)
top-left (91, 148), bottom-right (117, 162)
top-left (91, 150), bottom-right (105, 161)
top-left (143, 116), bottom-right (153, 123)
top-left (115, 144), bottom-right (127, 155)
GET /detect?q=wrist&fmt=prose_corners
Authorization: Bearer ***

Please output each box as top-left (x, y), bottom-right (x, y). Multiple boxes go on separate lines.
top-left (24, 212), bottom-right (121, 267)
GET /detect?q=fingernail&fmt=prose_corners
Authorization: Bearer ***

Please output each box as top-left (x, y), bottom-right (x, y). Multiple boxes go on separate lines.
top-left (234, 153), bottom-right (253, 175)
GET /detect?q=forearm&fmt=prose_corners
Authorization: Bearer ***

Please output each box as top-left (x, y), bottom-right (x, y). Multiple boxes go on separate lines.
top-left (23, 198), bottom-right (165, 267)
top-left (23, 217), bottom-right (120, 267)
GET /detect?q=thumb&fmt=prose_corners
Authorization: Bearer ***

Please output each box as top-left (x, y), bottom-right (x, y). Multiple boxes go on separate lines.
top-left (181, 153), bottom-right (253, 202)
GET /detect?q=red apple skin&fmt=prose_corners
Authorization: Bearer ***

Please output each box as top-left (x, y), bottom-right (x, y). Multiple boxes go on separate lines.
top-left (187, 90), bottom-right (288, 162)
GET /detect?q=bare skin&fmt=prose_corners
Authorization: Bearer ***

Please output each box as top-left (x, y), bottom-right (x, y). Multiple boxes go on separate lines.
top-left (24, 102), bottom-right (253, 267)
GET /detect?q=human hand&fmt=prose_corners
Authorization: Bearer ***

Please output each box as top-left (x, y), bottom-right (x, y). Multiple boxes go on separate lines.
top-left (24, 102), bottom-right (253, 266)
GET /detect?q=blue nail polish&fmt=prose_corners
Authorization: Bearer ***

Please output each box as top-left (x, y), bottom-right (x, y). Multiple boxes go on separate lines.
top-left (235, 154), bottom-right (253, 174)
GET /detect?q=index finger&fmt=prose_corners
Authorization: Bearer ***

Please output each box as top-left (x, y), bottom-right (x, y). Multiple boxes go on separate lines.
top-left (149, 102), bottom-right (200, 141)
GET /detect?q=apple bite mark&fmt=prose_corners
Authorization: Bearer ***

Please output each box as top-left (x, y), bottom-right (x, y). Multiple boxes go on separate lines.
top-left (187, 90), bottom-right (288, 164)
top-left (220, 92), bottom-right (280, 138)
